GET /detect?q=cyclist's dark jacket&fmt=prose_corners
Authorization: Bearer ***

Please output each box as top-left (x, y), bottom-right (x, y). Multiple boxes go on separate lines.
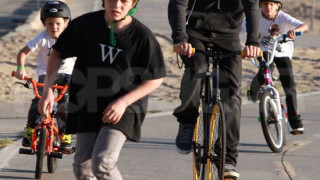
top-left (53, 10), bottom-right (166, 142)
top-left (168, 0), bottom-right (261, 51)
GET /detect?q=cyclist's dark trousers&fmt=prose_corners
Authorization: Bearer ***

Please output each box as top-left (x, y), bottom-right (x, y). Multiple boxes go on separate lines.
top-left (27, 74), bottom-right (71, 133)
top-left (250, 56), bottom-right (299, 120)
top-left (173, 38), bottom-right (242, 166)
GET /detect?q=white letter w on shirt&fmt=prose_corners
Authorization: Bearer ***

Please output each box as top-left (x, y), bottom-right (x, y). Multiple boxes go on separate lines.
top-left (100, 44), bottom-right (123, 64)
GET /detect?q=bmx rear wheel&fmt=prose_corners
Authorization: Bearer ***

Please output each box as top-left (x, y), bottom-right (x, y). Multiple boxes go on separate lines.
top-left (193, 106), bottom-right (204, 180)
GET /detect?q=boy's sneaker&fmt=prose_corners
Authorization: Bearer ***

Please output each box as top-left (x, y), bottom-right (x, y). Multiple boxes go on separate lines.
top-left (175, 123), bottom-right (194, 154)
top-left (22, 127), bottom-right (34, 147)
top-left (224, 164), bottom-right (240, 179)
top-left (289, 115), bottom-right (304, 135)
top-left (61, 134), bottom-right (72, 151)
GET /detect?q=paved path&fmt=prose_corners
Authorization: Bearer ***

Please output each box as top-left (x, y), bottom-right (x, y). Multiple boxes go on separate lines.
top-left (1, 93), bottom-right (320, 179)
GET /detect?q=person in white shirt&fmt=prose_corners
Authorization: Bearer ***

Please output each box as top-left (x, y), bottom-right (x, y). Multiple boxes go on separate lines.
top-left (244, 0), bottom-right (308, 134)
top-left (15, 1), bottom-right (75, 150)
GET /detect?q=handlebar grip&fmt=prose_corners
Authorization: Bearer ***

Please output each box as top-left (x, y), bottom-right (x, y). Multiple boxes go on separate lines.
top-left (11, 71), bottom-right (30, 80)
top-left (283, 31), bottom-right (302, 38)
top-left (173, 47), bottom-right (196, 54)
top-left (295, 31), bottom-right (302, 36)
top-left (241, 50), bottom-right (263, 58)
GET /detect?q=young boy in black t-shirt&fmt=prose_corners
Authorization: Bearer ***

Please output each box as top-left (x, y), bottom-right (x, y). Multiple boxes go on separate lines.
top-left (38, 0), bottom-right (166, 179)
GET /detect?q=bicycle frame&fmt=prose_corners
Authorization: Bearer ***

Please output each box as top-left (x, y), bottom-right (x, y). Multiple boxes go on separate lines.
top-left (257, 56), bottom-right (284, 122)
top-left (203, 46), bottom-right (225, 159)
top-left (11, 71), bottom-right (68, 154)
top-left (193, 45), bottom-right (241, 180)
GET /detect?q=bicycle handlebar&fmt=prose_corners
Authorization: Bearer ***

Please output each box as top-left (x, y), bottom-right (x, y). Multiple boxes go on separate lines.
top-left (11, 71), bottom-right (68, 102)
top-left (282, 31), bottom-right (302, 39)
top-left (173, 47), bottom-right (262, 59)
top-left (173, 47), bottom-right (196, 54)
top-left (248, 31), bottom-right (302, 68)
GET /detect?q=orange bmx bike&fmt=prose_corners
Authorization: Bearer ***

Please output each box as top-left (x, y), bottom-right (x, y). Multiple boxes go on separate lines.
top-left (11, 71), bottom-right (74, 179)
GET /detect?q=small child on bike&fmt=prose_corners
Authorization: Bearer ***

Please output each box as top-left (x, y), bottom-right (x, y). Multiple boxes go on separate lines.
top-left (245, 0), bottom-right (308, 133)
top-left (38, 0), bottom-right (165, 179)
top-left (15, 1), bottom-right (75, 151)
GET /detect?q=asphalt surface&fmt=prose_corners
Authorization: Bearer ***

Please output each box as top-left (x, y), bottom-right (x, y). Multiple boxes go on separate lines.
top-left (1, 0), bottom-right (320, 179)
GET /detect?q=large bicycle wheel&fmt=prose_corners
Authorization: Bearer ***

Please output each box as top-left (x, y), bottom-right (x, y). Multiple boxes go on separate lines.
top-left (259, 90), bottom-right (286, 153)
top-left (35, 127), bottom-right (47, 179)
top-left (47, 132), bottom-right (59, 173)
top-left (207, 102), bottom-right (226, 180)
top-left (193, 106), bottom-right (204, 180)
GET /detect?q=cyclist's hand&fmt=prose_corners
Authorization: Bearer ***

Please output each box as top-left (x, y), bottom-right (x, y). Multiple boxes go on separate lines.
top-left (101, 98), bottom-right (127, 125)
top-left (243, 45), bottom-right (261, 58)
top-left (287, 30), bottom-right (296, 39)
top-left (15, 69), bottom-right (28, 80)
top-left (38, 89), bottom-right (54, 118)
top-left (174, 42), bottom-right (193, 58)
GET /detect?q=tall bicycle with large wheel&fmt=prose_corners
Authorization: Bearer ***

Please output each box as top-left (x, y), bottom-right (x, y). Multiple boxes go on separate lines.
top-left (247, 26), bottom-right (302, 153)
top-left (11, 71), bottom-right (74, 179)
top-left (177, 43), bottom-right (244, 180)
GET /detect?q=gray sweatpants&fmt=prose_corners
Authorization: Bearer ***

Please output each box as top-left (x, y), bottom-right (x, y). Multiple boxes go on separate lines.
top-left (73, 126), bottom-right (126, 180)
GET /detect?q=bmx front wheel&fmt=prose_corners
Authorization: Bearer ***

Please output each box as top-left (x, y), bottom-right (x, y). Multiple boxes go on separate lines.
top-left (35, 127), bottom-right (47, 179)
top-left (259, 91), bottom-right (286, 153)
top-left (207, 102), bottom-right (226, 180)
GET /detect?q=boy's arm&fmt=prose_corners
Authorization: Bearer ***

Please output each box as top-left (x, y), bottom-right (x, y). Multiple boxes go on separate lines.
top-left (16, 46), bottom-right (31, 80)
top-left (168, 0), bottom-right (188, 44)
top-left (38, 50), bottom-right (62, 118)
top-left (242, 0), bottom-right (261, 47)
top-left (102, 78), bottom-right (164, 125)
top-left (241, 0), bottom-right (261, 57)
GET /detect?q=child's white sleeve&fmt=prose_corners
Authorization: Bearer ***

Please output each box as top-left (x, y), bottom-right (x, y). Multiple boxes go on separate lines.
top-left (281, 12), bottom-right (304, 29)
top-left (26, 32), bottom-right (43, 52)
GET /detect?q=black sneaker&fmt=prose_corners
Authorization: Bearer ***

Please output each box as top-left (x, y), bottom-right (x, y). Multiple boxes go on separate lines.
top-left (60, 142), bottom-right (73, 153)
top-left (175, 123), bottom-right (194, 154)
top-left (247, 90), bottom-right (259, 103)
top-left (224, 164), bottom-right (240, 179)
top-left (289, 115), bottom-right (304, 135)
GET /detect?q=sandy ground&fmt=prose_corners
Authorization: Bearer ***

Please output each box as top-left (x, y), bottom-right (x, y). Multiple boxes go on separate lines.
top-left (1, 0), bottom-right (319, 104)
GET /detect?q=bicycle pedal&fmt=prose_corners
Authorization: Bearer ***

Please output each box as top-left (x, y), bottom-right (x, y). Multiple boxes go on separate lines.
top-left (60, 147), bottom-right (75, 154)
top-left (48, 151), bottom-right (63, 159)
top-left (19, 148), bottom-right (34, 155)
top-left (290, 130), bottom-right (304, 135)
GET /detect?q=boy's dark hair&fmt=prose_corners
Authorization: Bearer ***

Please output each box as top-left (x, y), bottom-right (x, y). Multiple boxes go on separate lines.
top-left (41, 1), bottom-right (71, 24)
top-left (101, 0), bottom-right (138, 7)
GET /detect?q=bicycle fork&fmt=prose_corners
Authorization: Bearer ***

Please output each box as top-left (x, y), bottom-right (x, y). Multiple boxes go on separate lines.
top-left (201, 49), bottom-right (222, 178)
top-left (263, 67), bottom-right (283, 122)
top-left (19, 115), bottom-right (63, 159)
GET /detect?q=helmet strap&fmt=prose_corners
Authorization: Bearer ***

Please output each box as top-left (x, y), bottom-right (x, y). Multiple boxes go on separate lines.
top-left (108, 5), bottom-right (138, 46)
top-left (109, 22), bottom-right (117, 46)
